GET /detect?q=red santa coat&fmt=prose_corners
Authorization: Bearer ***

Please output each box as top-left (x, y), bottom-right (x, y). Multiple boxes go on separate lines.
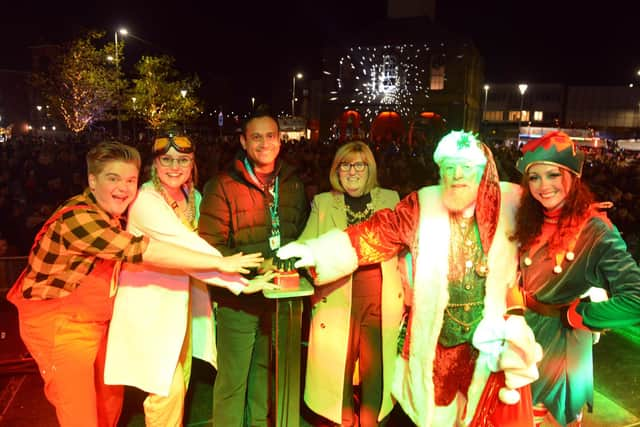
top-left (303, 182), bottom-right (538, 426)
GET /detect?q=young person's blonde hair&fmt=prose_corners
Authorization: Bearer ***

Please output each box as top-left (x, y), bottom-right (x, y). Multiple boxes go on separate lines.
top-left (328, 141), bottom-right (378, 194)
top-left (86, 141), bottom-right (141, 175)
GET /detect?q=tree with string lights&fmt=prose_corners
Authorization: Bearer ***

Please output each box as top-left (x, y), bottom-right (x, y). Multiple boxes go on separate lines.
top-left (32, 31), bottom-right (120, 134)
top-left (127, 55), bottom-right (202, 133)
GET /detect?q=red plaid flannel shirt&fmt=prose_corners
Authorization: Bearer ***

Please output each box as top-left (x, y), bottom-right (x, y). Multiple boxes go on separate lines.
top-left (20, 189), bottom-right (149, 300)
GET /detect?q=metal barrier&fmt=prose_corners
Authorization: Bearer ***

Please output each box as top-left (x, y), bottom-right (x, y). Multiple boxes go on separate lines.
top-left (0, 256), bottom-right (33, 374)
top-left (0, 256), bottom-right (28, 293)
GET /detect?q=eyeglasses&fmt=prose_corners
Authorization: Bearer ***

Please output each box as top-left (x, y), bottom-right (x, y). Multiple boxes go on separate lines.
top-left (338, 161), bottom-right (368, 172)
top-left (157, 156), bottom-right (193, 168)
top-left (153, 136), bottom-right (194, 154)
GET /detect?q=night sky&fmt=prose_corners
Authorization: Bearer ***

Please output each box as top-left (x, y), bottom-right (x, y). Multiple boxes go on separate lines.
top-left (2, 0), bottom-right (639, 112)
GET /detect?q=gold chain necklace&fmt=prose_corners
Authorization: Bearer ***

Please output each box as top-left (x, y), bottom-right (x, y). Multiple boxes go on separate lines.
top-left (169, 197), bottom-right (196, 229)
top-left (448, 214), bottom-right (478, 283)
top-left (153, 177), bottom-right (197, 230)
top-left (445, 214), bottom-right (486, 333)
top-left (345, 202), bottom-right (373, 223)
top-left (444, 307), bottom-right (483, 331)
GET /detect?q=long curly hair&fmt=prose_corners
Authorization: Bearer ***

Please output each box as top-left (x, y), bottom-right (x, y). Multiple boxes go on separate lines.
top-left (513, 169), bottom-right (595, 253)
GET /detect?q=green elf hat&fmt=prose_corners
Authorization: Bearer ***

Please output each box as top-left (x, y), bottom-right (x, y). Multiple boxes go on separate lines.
top-left (516, 131), bottom-right (585, 177)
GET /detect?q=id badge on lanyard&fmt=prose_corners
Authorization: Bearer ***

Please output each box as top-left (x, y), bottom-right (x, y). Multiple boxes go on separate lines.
top-left (268, 179), bottom-right (281, 250)
top-left (269, 233), bottom-right (281, 251)
top-left (244, 156), bottom-right (281, 251)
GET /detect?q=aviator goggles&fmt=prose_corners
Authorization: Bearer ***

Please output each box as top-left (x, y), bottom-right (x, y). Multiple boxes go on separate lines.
top-left (152, 135), bottom-right (195, 155)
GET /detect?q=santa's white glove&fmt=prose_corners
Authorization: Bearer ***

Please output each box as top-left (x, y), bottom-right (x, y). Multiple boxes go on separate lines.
top-left (474, 315), bottom-right (542, 405)
top-left (581, 287), bottom-right (609, 344)
top-left (472, 315), bottom-right (506, 373)
top-left (276, 242), bottom-right (315, 269)
top-left (497, 315), bottom-right (543, 404)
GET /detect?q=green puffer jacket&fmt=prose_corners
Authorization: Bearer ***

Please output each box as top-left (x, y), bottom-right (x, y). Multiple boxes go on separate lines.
top-left (199, 151), bottom-right (309, 262)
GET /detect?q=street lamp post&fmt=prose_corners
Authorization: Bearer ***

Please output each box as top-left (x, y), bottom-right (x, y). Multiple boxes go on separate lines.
top-left (636, 70), bottom-right (640, 140)
top-left (131, 97), bottom-right (137, 141)
top-left (291, 72), bottom-right (303, 116)
top-left (482, 84), bottom-right (490, 122)
top-left (636, 101), bottom-right (640, 140)
top-left (180, 89), bottom-right (187, 134)
top-left (36, 105), bottom-right (42, 137)
top-left (251, 97), bottom-right (255, 111)
top-left (518, 83), bottom-right (528, 143)
top-left (114, 28), bottom-right (128, 139)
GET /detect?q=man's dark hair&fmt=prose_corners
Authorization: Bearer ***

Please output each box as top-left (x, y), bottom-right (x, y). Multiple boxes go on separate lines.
top-left (242, 104), bottom-right (279, 135)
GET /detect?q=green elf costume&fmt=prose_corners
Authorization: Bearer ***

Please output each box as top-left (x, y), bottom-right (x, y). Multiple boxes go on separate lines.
top-left (515, 131), bottom-right (640, 426)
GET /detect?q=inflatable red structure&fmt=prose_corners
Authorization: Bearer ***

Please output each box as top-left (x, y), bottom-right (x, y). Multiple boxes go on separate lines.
top-left (337, 110), bottom-right (363, 143)
top-left (408, 112), bottom-right (446, 148)
top-left (370, 111), bottom-right (405, 144)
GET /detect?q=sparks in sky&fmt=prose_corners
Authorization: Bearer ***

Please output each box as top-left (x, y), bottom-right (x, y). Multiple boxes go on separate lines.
top-left (327, 43), bottom-right (433, 122)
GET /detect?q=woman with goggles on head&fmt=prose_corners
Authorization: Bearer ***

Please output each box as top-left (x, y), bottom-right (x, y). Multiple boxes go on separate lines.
top-left (105, 134), bottom-right (276, 427)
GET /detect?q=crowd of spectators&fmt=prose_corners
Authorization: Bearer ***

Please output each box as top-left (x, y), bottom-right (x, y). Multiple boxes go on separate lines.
top-left (0, 132), bottom-right (638, 261)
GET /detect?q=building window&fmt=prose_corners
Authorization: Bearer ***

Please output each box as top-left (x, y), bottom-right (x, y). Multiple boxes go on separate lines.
top-left (509, 110), bottom-right (529, 121)
top-left (533, 111), bottom-right (543, 121)
top-left (430, 65), bottom-right (445, 90)
top-left (429, 55), bottom-right (446, 90)
top-left (483, 111), bottom-right (503, 121)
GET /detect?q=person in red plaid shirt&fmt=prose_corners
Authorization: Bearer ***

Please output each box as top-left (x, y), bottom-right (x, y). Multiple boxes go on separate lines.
top-left (7, 141), bottom-right (263, 427)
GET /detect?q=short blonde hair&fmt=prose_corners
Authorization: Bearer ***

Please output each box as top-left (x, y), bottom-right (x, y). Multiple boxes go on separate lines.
top-left (329, 141), bottom-right (378, 194)
top-left (86, 141), bottom-right (141, 175)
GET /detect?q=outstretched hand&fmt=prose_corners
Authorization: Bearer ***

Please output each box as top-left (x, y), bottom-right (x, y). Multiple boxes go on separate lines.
top-left (276, 242), bottom-right (315, 268)
top-left (242, 271), bottom-right (279, 294)
top-left (257, 257), bottom-right (276, 274)
top-left (218, 252), bottom-right (264, 275)
top-left (194, 271), bottom-right (249, 289)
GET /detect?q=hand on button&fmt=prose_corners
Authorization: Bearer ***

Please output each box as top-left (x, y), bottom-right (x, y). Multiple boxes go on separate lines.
top-left (276, 242), bottom-right (315, 268)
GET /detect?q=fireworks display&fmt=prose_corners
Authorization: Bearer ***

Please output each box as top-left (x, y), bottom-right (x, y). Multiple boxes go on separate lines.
top-left (325, 43), bottom-right (436, 122)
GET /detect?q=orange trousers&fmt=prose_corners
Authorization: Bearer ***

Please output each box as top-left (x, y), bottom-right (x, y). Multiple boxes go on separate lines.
top-left (11, 260), bottom-right (123, 427)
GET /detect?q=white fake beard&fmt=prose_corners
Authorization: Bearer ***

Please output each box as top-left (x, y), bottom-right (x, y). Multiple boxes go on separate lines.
top-left (442, 186), bottom-right (477, 213)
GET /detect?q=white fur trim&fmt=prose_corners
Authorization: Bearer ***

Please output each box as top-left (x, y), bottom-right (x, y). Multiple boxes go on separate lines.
top-left (500, 316), bottom-right (542, 389)
top-left (472, 315), bottom-right (508, 372)
top-left (392, 183), bottom-right (523, 426)
top-left (306, 228), bottom-right (359, 285)
top-left (499, 387), bottom-right (521, 405)
top-left (392, 187), bottom-right (449, 426)
top-left (433, 131), bottom-right (487, 166)
top-left (581, 286), bottom-right (608, 302)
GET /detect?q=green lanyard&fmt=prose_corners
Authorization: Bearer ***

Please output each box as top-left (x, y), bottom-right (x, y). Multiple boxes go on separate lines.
top-left (244, 157), bottom-right (281, 250)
